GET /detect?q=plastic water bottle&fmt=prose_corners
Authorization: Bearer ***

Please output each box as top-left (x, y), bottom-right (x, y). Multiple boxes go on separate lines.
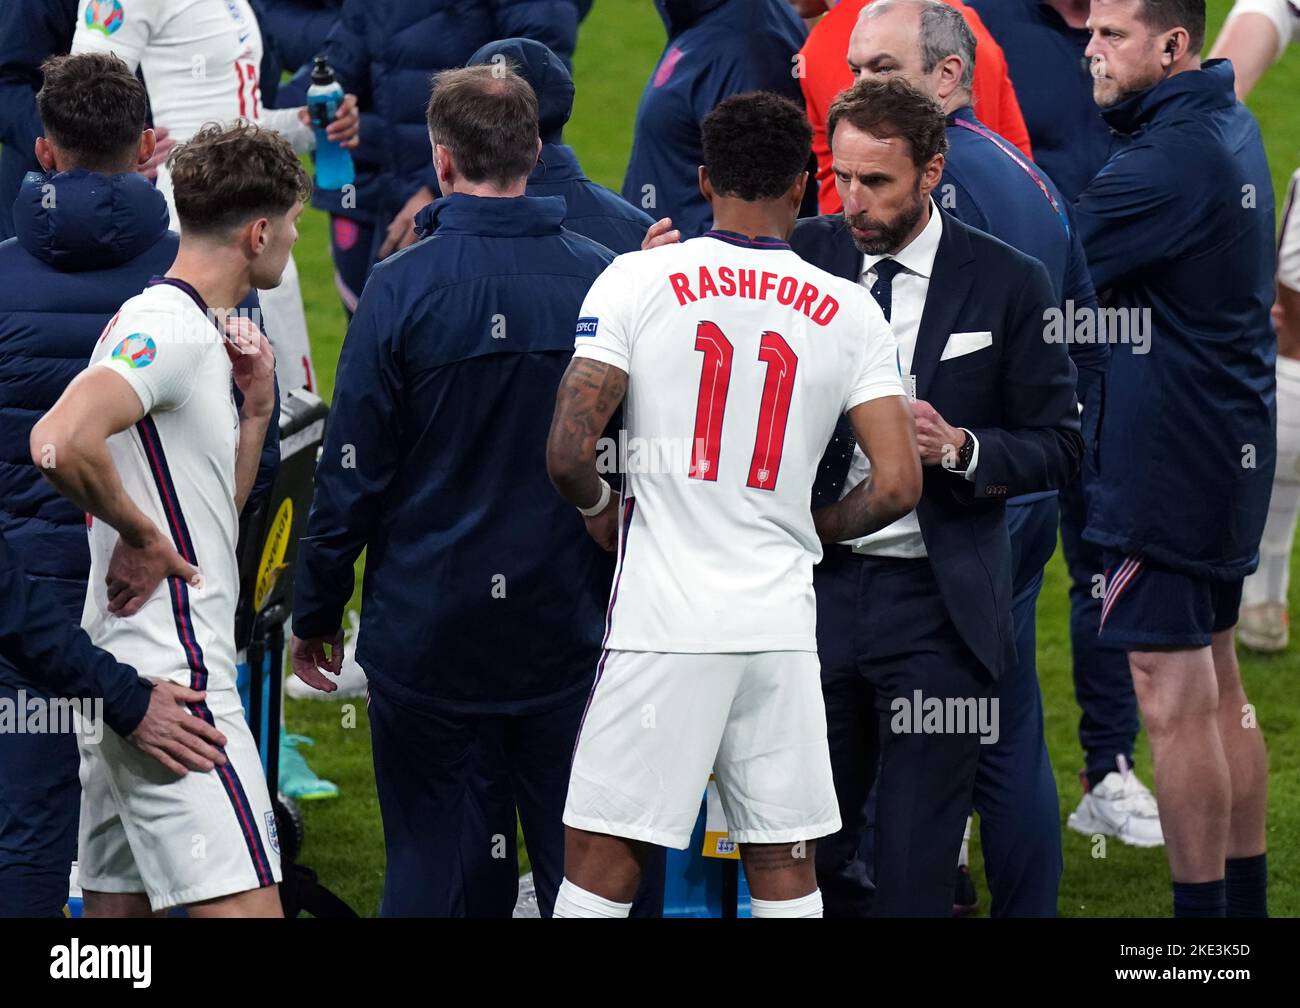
top-left (307, 55), bottom-right (354, 191)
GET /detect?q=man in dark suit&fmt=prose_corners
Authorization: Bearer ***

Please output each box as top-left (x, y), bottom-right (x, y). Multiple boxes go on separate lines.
top-left (791, 77), bottom-right (1082, 917)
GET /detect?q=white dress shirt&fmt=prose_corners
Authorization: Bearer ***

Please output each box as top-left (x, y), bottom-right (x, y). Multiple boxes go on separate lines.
top-left (840, 201), bottom-right (980, 557)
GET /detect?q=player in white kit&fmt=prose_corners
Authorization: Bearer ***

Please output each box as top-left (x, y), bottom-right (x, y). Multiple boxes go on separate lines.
top-left (72, 0), bottom-right (359, 392)
top-left (32, 122), bottom-right (307, 916)
top-left (545, 93), bottom-right (923, 919)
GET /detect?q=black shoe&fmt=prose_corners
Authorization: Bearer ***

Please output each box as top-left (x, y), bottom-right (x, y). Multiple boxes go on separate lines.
top-left (953, 864), bottom-right (978, 917)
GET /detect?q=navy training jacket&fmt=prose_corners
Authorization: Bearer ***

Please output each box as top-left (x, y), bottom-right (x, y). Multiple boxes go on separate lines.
top-left (622, 0), bottom-right (810, 238)
top-left (293, 193), bottom-right (615, 714)
top-left (1075, 60), bottom-right (1276, 580)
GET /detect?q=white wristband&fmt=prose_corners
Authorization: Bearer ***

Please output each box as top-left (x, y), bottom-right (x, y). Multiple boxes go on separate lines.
top-left (577, 478), bottom-right (612, 517)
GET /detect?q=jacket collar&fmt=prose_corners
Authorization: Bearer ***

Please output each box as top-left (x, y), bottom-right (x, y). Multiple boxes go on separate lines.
top-left (1100, 59), bottom-right (1237, 137)
top-left (414, 192), bottom-right (568, 239)
top-left (530, 144), bottom-right (585, 185)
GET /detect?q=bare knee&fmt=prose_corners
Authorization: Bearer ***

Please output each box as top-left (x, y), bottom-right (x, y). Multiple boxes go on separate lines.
top-left (1129, 648), bottom-right (1218, 739)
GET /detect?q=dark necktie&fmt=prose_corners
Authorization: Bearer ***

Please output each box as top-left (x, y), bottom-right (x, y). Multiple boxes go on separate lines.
top-left (811, 257), bottom-right (905, 508)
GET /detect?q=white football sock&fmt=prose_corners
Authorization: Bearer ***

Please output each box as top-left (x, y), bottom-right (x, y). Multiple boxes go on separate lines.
top-left (1244, 354), bottom-right (1300, 606)
top-left (958, 815), bottom-right (972, 868)
top-left (750, 890), bottom-right (824, 918)
top-left (551, 878), bottom-right (632, 918)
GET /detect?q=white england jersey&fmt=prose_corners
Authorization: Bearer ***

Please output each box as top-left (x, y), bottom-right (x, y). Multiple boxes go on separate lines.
top-left (82, 280), bottom-right (242, 692)
top-left (574, 232), bottom-right (904, 653)
top-left (73, 0), bottom-right (313, 218)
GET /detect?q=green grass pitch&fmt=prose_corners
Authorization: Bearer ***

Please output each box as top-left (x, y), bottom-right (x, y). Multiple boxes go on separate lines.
top-left (284, 0), bottom-right (1300, 916)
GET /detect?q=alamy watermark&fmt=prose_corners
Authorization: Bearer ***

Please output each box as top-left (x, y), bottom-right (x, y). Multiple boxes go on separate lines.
top-left (889, 690), bottom-right (1000, 745)
top-left (1043, 300), bottom-right (1151, 355)
top-left (0, 690), bottom-right (103, 744)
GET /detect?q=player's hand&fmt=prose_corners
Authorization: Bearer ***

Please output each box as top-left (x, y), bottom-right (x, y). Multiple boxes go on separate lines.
top-left (127, 682), bottom-right (228, 776)
top-left (910, 399), bottom-right (966, 468)
top-left (299, 93), bottom-right (361, 149)
top-left (290, 631), bottom-right (346, 693)
top-left (642, 217), bottom-right (681, 251)
top-left (377, 185), bottom-right (435, 260)
top-left (223, 315), bottom-right (277, 420)
top-left (139, 126), bottom-right (176, 182)
top-left (582, 494), bottom-right (620, 552)
top-left (106, 529), bottom-right (201, 617)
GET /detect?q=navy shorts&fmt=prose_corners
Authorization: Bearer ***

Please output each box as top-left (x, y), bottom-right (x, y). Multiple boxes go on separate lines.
top-left (1098, 552), bottom-right (1243, 649)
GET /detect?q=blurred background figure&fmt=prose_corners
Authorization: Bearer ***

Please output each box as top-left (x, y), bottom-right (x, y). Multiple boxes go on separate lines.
top-left (467, 37), bottom-right (655, 255)
top-left (800, 0), bottom-right (1032, 213)
top-left (303, 0), bottom-right (582, 316)
top-left (968, 0), bottom-right (1112, 203)
top-left (622, 0), bottom-right (815, 238)
top-left (1209, 0), bottom-right (1300, 652)
top-left (70, 0), bottom-right (361, 393)
top-left (0, 0), bottom-right (76, 241)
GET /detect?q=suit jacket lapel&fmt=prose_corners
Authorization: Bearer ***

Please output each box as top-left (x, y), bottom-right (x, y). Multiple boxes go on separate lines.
top-left (912, 210), bottom-right (975, 400)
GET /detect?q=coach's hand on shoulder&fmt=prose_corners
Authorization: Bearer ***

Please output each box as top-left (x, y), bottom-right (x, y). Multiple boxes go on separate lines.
top-left (583, 495), bottom-right (620, 552)
top-left (297, 93), bottom-right (361, 149)
top-left (128, 682), bottom-right (228, 776)
top-left (290, 631), bottom-right (346, 693)
top-left (106, 527), bottom-right (201, 617)
top-left (642, 217), bottom-right (681, 251)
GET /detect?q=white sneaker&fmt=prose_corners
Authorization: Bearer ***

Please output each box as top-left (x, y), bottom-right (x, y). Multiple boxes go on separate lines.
top-left (1236, 603), bottom-right (1289, 653)
top-left (1067, 756), bottom-right (1164, 848)
top-left (286, 610), bottom-right (368, 699)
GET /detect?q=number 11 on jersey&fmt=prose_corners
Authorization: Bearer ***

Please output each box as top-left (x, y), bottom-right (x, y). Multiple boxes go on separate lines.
top-left (688, 321), bottom-right (798, 491)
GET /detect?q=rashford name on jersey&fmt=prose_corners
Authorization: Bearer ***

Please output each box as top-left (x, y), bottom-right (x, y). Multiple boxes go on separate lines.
top-left (667, 265), bottom-right (841, 325)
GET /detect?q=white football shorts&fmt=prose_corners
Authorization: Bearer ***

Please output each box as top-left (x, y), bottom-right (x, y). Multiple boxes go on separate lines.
top-left (77, 686), bottom-right (281, 911)
top-left (564, 650), bottom-right (841, 848)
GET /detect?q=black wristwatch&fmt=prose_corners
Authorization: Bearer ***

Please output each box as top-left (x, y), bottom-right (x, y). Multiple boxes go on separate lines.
top-left (955, 429), bottom-right (975, 472)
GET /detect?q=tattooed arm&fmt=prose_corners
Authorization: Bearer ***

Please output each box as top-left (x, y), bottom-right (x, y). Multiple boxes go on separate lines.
top-left (546, 356), bottom-right (629, 550)
top-left (812, 394), bottom-right (922, 544)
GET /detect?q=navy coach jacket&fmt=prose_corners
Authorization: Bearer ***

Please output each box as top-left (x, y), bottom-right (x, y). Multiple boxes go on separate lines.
top-left (293, 193), bottom-right (615, 714)
top-left (468, 37), bottom-right (656, 255)
top-left (1075, 60), bottom-right (1275, 580)
top-left (622, 0), bottom-right (810, 238)
top-left (0, 0), bottom-right (76, 240)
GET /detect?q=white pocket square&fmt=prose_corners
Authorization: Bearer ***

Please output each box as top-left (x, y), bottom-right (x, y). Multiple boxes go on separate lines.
top-left (940, 330), bottom-right (993, 361)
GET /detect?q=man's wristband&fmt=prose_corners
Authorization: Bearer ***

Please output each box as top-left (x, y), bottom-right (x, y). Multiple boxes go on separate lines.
top-left (577, 478), bottom-right (612, 517)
